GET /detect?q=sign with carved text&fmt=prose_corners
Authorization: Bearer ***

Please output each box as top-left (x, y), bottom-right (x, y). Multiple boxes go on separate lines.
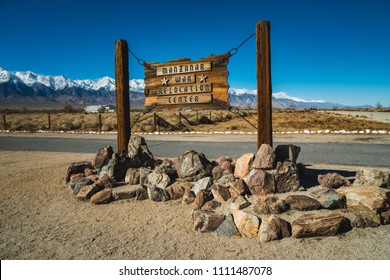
top-left (143, 54), bottom-right (229, 110)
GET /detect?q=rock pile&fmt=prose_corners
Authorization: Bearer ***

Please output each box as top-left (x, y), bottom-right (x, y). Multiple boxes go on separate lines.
top-left (65, 136), bottom-right (390, 244)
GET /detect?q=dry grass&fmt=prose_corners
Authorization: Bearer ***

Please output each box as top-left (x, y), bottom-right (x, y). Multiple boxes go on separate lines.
top-left (1, 110), bottom-right (389, 133)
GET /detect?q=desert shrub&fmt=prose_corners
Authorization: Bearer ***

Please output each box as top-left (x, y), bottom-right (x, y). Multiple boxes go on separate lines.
top-left (199, 115), bottom-right (212, 124)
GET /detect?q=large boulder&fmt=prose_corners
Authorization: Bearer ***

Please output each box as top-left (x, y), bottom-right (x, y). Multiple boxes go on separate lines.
top-left (274, 160), bottom-right (300, 193)
top-left (234, 153), bottom-right (254, 179)
top-left (154, 159), bottom-right (178, 181)
top-left (125, 168), bottom-right (140, 185)
top-left (274, 145), bottom-right (301, 165)
top-left (353, 169), bottom-right (390, 188)
top-left (191, 177), bottom-right (212, 195)
top-left (337, 185), bottom-right (390, 225)
top-left (127, 135), bottom-right (155, 168)
top-left (258, 215), bottom-right (291, 243)
top-left (148, 172), bottom-right (171, 189)
top-left (252, 144), bottom-right (275, 169)
top-left (90, 189), bottom-right (112, 204)
top-left (292, 213), bottom-right (347, 238)
top-left (247, 169), bottom-right (276, 195)
top-left (253, 194), bottom-right (288, 215)
top-left (175, 150), bottom-right (213, 182)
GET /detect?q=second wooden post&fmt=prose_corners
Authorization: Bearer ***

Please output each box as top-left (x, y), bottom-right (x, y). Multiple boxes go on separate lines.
top-left (256, 20), bottom-right (273, 149)
top-left (115, 39), bottom-right (131, 154)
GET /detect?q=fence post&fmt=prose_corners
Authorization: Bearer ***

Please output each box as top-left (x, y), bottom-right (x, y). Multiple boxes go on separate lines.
top-left (2, 114), bottom-right (7, 130)
top-left (115, 39), bottom-right (131, 154)
top-left (153, 112), bottom-right (157, 132)
top-left (209, 111), bottom-right (212, 122)
top-left (98, 113), bottom-right (102, 132)
top-left (47, 113), bottom-right (51, 131)
top-left (256, 20), bottom-right (273, 149)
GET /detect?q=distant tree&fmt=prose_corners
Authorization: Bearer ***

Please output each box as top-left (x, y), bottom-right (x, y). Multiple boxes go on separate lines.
top-left (63, 105), bottom-right (74, 113)
top-left (97, 106), bottom-right (106, 113)
top-left (376, 102), bottom-right (383, 109)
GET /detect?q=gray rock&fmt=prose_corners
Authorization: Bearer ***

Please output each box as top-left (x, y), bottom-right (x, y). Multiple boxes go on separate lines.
top-left (69, 177), bottom-right (94, 194)
top-left (128, 135), bottom-right (155, 168)
top-left (139, 167), bottom-right (153, 187)
top-left (65, 161), bottom-right (92, 183)
top-left (215, 214), bottom-right (239, 237)
top-left (354, 169), bottom-right (390, 188)
top-left (310, 187), bottom-right (346, 209)
top-left (148, 172), bottom-right (171, 189)
top-left (154, 159), bottom-right (178, 181)
top-left (274, 145), bottom-right (301, 165)
top-left (275, 160), bottom-right (300, 193)
top-left (174, 150), bottom-right (213, 181)
top-left (147, 186), bottom-right (169, 202)
top-left (125, 168), bottom-right (140, 185)
top-left (252, 144), bottom-right (275, 169)
top-left (191, 177), bottom-right (212, 195)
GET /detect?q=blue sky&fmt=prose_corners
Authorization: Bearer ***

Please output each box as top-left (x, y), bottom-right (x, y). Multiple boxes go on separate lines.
top-left (0, 0), bottom-right (389, 106)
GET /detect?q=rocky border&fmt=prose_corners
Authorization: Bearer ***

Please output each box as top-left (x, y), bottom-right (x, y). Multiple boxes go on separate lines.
top-left (65, 135), bottom-right (390, 243)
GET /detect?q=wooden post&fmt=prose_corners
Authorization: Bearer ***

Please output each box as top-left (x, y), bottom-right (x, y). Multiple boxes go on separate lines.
top-left (115, 39), bottom-right (130, 154)
top-left (209, 111), bottom-right (212, 122)
top-left (47, 113), bottom-right (51, 130)
top-left (196, 110), bottom-right (199, 123)
top-left (98, 113), bottom-right (102, 132)
top-left (153, 112), bottom-right (157, 132)
top-left (256, 20), bottom-right (273, 149)
top-left (2, 114), bottom-right (7, 130)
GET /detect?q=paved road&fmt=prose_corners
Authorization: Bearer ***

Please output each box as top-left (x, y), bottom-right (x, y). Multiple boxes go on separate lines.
top-left (0, 136), bottom-right (389, 167)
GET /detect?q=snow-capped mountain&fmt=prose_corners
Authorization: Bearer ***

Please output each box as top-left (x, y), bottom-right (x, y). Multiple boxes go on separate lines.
top-left (0, 67), bottom-right (371, 108)
top-left (0, 67), bottom-right (145, 106)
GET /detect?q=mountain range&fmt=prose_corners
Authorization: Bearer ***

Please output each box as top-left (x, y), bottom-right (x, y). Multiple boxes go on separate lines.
top-left (0, 67), bottom-right (372, 109)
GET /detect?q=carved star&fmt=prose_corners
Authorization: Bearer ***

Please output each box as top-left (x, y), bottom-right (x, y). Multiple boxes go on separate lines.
top-left (161, 77), bottom-right (169, 86)
top-left (199, 74), bottom-right (208, 83)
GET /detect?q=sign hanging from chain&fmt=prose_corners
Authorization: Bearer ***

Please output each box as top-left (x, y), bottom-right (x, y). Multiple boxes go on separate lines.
top-left (143, 54), bottom-right (230, 110)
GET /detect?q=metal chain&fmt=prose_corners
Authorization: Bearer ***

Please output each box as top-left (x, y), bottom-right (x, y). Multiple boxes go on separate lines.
top-left (213, 32), bottom-right (255, 66)
top-left (128, 48), bottom-right (157, 71)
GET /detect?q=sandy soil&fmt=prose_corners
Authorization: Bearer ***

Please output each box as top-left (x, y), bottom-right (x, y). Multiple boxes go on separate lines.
top-left (1, 150), bottom-right (390, 260)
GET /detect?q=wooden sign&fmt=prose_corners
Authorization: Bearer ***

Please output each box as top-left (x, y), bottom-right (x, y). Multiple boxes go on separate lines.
top-left (144, 54), bottom-right (229, 110)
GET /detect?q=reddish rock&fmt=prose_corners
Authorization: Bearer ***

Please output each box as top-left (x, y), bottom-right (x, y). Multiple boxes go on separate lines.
top-left (252, 144), bottom-right (275, 169)
top-left (247, 169), bottom-right (276, 195)
top-left (65, 161), bottom-right (92, 183)
top-left (285, 195), bottom-right (322, 211)
top-left (182, 189), bottom-right (196, 205)
top-left (230, 196), bottom-right (251, 210)
top-left (94, 145), bottom-right (114, 169)
top-left (201, 200), bottom-right (222, 211)
top-left (165, 182), bottom-right (186, 200)
top-left (259, 215), bottom-right (291, 243)
top-left (192, 210), bottom-right (225, 232)
top-left (234, 153), bottom-right (254, 179)
top-left (90, 189), bottom-right (112, 204)
top-left (229, 179), bottom-right (246, 198)
top-left (253, 194), bottom-right (288, 215)
top-left (292, 213), bottom-right (346, 238)
top-left (70, 173), bottom-right (85, 182)
top-left (125, 168), bottom-right (140, 185)
top-left (212, 166), bottom-right (224, 181)
top-left (192, 189), bottom-right (213, 209)
top-left (148, 186), bottom-right (169, 202)
top-left (84, 167), bottom-right (97, 176)
top-left (318, 172), bottom-right (350, 189)
top-left (76, 184), bottom-right (103, 201)
top-left (232, 210), bottom-right (260, 238)
top-left (211, 184), bottom-right (231, 203)
top-left (96, 174), bottom-right (115, 189)
top-left (216, 156), bottom-right (234, 174)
